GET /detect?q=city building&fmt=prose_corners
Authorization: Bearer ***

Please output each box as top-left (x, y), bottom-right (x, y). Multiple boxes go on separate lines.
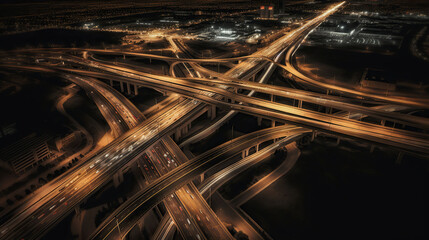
top-left (55, 131), bottom-right (82, 151)
top-left (0, 133), bottom-right (53, 175)
top-left (360, 68), bottom-right (396, 91)
top-left (260, 6), bottom-right (274, 19)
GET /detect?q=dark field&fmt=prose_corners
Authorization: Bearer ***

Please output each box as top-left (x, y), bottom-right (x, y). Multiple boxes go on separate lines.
top-left (242, 136), bottom-right (428, 240)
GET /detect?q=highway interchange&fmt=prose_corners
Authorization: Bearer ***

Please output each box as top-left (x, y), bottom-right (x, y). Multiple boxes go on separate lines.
top-left (0, 1), bottom-right (428, 240)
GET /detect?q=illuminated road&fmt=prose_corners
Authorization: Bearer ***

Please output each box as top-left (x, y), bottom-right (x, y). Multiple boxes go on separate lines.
top-left (280, 33), bottom-right (429, 108)
top-left (71, 75), bottom-right (218, 240)
top-left (7, 5), bottom-right (427, 154)
top-left (76, 62), bottom-right (232, 239)
top-left (0, 88), bottom-right (206, 240)
top-left (10, 62), bottom-right (427, 154)
top-left (90, 126), bottom-right (310, 240)
top-left (230, 142), bottom-right (301, 207)
top-left (0, 52), bottom-right (232, 240)
top-left (60, 62), bottom-right (429, 154)
top-left (3, 2), bottom-right (425, 240)
top-left (160, 129), bottom-right (303, 240)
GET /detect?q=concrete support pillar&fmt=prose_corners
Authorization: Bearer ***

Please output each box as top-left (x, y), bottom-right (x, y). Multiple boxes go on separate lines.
top-left (271, 120), bottom-right (275, 127)
top-left (184, 123), bottom-right (191, 135)
top-left (119, 171), bottom-right (124, 182)
top-left (113, 170), bottom-right (124, 188)
top-left (311, 130), bottom-right (317, 141)
top-left (134, 84), bottom-right (138, 95)
top-left (127, 82), bottom-right (131, 95)
top-left (252, 75), bottom-right (255, 81)
top-left (298, 100), bottom-right (303, 108)
top-left (242, 150), bottom-right (246, 159)
top-left (256, 144), bottom-right (259, 152)
top-left (200, 173), bottom-right (204, 183)
top-left (137, 218), bottom-right (145, 232)
top-left (336, 137), bottom-right (340, 145)
top-left (245, 148), bottom-right (249, 157)
top-left (175, 128), bottom-right (181, 141)
top-left (183, 125), bottom-right (188, 135)
top-left (208, 105), bottom-right (216, 120)
top-left (381, 120), bottom-right (386, 126)
top-left (270, 94), bottom-right (274, 102)
top-left (120, 81), bottom-right (124, 92)
top-left (257, 117), bottom-right (262, 126)
top-left (113, 173), bottom-right (118, 187)
top-left (154, 206), bottom-right (163, 221)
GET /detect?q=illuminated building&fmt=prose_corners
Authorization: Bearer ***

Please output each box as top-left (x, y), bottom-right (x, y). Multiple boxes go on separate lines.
top-left (0, 133), bottom-right (52, 175)
top-left (260, 5), bottom-right (274, 19)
